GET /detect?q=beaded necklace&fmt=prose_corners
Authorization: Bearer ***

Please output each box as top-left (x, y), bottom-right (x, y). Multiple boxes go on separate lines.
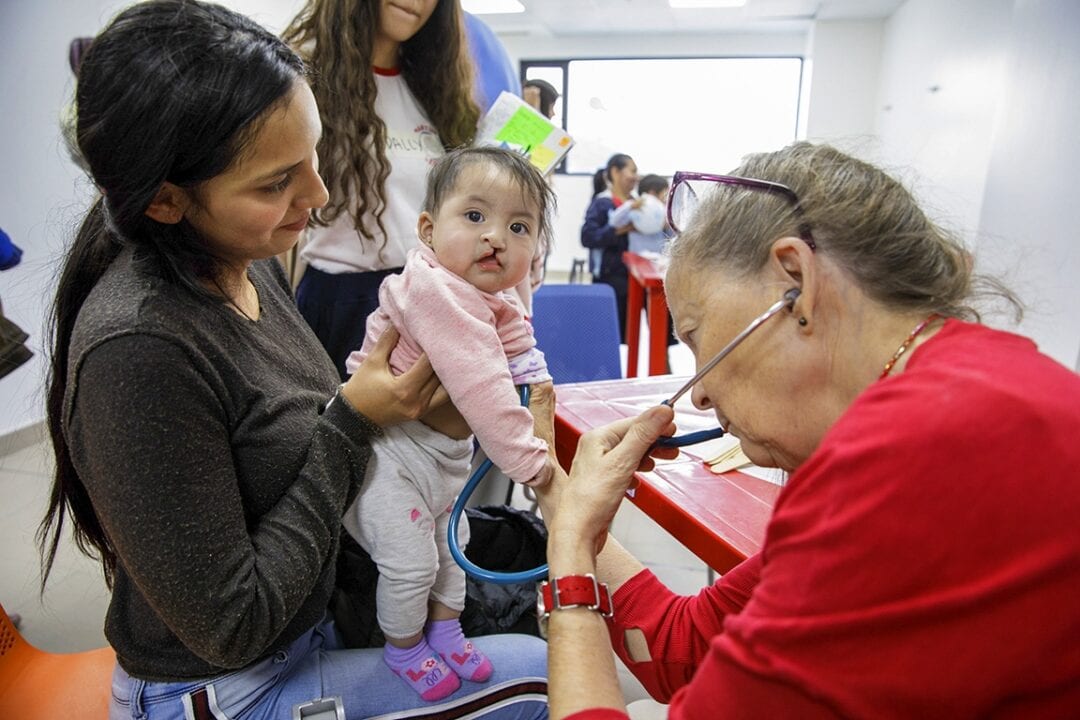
top-left (879, 314), bottom-right (940, 380)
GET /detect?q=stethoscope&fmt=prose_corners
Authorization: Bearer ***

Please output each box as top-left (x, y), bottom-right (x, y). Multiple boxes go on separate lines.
top-left (448, 288), bottom-right (801, 584)
top-left (447, 385), bottom-right (546, 584)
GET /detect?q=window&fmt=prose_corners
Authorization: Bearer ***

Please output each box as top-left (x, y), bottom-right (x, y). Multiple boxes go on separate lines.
top-left (522, 57), bottom-right (803, 177)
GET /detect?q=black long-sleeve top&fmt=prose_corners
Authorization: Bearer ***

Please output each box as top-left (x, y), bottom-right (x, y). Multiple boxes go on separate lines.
top-left (580, 192), bottom-right (628, 282)
top-left (63, 248), bottom-right (378, 681)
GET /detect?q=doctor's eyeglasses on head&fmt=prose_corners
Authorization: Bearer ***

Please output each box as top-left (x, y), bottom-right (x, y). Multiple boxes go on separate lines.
top-left (665, 171), bottom-right (817, 251)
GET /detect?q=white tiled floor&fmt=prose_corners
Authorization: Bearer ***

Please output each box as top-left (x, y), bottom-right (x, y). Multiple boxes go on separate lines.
top-left (0, 311), bottom-right (705, 704)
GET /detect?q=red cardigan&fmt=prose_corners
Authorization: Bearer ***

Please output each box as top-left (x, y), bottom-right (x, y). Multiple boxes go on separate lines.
top-left (568, 320), bottom-right (1080, 719)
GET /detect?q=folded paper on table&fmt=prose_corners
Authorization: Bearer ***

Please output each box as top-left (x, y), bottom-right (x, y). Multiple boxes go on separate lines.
top-left (709, 450), bottom-right (752, 475)
top-left (650, 433), bottom-right (787, 487)
top-left (702, 435), bottom-right (751, 474)
top-left (475, 91), bottom-right (574, 176)
top-left (700, 435), bottom-right (787, 486)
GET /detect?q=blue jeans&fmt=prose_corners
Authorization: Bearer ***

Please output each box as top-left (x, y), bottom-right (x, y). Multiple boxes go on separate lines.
top-left (109, 617), bottom-right (547, 719)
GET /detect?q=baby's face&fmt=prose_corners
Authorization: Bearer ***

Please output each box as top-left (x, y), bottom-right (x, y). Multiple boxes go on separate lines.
top-left (418, 163), bottom-right (541, 295)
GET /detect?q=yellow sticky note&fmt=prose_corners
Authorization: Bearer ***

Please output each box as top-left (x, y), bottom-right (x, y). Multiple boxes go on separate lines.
top-left (529, 145), bottom-right (556, 172)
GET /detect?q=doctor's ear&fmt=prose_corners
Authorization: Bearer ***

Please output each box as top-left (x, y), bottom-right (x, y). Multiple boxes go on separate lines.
top-left (770, 237), bottom-right (815, 329)
top-left (144, 182), bottom-right (190, 225)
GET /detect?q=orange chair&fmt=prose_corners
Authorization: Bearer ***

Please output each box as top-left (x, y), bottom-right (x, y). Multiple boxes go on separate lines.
top-left (0, 602), bottom-right (115, 720)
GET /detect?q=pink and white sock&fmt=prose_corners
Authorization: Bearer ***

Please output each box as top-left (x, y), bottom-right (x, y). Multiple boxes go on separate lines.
top-left (424, 619), bottom-right (494, 683)
top-left (384, 638), bottom-right (460, 701)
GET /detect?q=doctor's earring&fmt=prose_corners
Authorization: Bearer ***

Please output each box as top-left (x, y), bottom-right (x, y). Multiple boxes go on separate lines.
top-left (798, 317), bottom-right (808, 326)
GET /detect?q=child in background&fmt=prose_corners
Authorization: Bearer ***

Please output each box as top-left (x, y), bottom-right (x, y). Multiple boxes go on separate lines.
top-left (610, 173), bottom-right (678, 363)
top-left (610, 173), bottom-right (672, 255)
top-left (342, 147), bottom-right (555, 701)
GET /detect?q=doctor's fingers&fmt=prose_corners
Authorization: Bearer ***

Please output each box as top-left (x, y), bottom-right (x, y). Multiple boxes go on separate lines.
top-left (574, 406), bottom-right (675, 482)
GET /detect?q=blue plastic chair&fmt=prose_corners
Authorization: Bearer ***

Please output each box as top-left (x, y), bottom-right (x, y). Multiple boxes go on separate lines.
top-left (530, 284), bottom-right (623, 384)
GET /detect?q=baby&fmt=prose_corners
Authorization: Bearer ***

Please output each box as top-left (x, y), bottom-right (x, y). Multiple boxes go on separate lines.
top-left (343, 146), bottom-right (555, 701)
top-left (610, 173), bottom-right (672, 255)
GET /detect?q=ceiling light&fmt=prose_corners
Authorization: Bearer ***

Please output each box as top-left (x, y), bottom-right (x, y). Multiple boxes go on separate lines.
top-left (669, 0), bottom-right (747, 8)
top-left (462, 0), bottom-right (526, 14)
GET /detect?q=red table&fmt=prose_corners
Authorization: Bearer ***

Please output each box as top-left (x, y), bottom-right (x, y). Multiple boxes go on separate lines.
top-left (553, 376), bottom-right (782, 572)
top-left (622, 251), bottom-right (669, 377)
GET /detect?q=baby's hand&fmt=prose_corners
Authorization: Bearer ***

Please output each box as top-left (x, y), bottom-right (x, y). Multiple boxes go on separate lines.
top-left (527, 457), bottom-right (555, 488)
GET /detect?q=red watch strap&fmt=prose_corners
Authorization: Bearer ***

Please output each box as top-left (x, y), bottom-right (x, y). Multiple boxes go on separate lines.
top-left (540, 574), bottom-right (613, 616)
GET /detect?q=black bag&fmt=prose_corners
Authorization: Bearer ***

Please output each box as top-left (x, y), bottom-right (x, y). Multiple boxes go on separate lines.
top-left (0, 307), bottom-right (33, 379)
top-left (330, 504), bottom-right (548, 648)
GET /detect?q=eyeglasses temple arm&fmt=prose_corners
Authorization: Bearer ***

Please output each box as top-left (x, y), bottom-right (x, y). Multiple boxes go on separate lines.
top-left (662, 288), bottom-right (801, 407)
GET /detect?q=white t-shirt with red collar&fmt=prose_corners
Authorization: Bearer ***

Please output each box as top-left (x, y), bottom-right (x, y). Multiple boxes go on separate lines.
top-left (301, 67), bottom-right (444, 273)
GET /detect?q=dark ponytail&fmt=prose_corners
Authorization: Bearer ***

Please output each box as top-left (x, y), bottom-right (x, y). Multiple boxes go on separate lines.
top-left (41, 200), bottom-right (122, 583)
top-left (39, 0), bottom-right (306, 589)
top-left (591, 169), bottom-right (607, 199)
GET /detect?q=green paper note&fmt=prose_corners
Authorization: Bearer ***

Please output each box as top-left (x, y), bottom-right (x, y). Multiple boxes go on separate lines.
top-left (495, 107), bottom-right (553, 149)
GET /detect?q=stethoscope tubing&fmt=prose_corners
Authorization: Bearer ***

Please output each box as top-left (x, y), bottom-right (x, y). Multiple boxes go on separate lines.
top-left (448, 385), bottom-right (550, 585)
top-left (449, 389), bottom-right (727, 583)
top-left (654, 426), bottom-right (727, 447)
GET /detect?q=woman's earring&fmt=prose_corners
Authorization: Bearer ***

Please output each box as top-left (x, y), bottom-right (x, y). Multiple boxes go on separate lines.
top-left (798, 317), bottom-right (808, 326)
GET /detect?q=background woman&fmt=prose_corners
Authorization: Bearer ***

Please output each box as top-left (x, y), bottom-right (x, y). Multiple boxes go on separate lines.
top-left (283, 0), bottom-right (481, 379)
top-left (540, 142), bottom-right (1080, 717)
top-left (580, 153), bottom-right (638, 342)
top-left (40, 2), bottom-right (547, 717)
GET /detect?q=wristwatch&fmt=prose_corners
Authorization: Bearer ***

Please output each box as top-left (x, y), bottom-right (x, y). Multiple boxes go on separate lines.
top-left (536, 574), bottom-right (613, 639)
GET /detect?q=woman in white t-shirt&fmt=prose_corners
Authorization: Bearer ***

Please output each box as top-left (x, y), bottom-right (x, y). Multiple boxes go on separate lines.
top-left (284, 0), bottom-right (480, 379)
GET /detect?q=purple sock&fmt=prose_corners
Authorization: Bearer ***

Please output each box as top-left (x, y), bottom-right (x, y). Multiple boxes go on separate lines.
top-left (383, 638), bottom-right (460, 701)
top-left (424, 619), bottom-right (494, 683)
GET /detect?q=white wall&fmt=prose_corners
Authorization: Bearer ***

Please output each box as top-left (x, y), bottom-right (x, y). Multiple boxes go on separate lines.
top-left (0, 2), bottom-right (118, 438)
top-left (873, 0), bottom-right (1013, 240)
top-left (802, 20), bottom-right (883, 147)
top-left (975, 0), bottom-right (1080, 367)
top-left (873, 0), bottom-right (1079, 368)
top-left (0, 0), bottom-right (303, 437)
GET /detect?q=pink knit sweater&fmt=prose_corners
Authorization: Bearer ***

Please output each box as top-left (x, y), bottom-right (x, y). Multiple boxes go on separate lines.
top-left (347, 246), bottom-right (549, 483)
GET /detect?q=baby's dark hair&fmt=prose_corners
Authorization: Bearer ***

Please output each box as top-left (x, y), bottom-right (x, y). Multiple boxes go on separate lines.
top-left (423, 146), bottom-right (557, 250)
top-left (638, 173), bottom-right (670, 197)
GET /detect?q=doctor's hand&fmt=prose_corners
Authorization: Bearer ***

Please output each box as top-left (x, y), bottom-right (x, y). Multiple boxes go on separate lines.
top-left (548, 405), bottom-right (676, 558)
top-left (340, 326), bottom-right (449, 428)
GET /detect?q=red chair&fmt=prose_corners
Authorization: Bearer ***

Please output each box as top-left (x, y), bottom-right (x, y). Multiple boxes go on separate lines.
top-left (0, 602), bottom-right (115, 719)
